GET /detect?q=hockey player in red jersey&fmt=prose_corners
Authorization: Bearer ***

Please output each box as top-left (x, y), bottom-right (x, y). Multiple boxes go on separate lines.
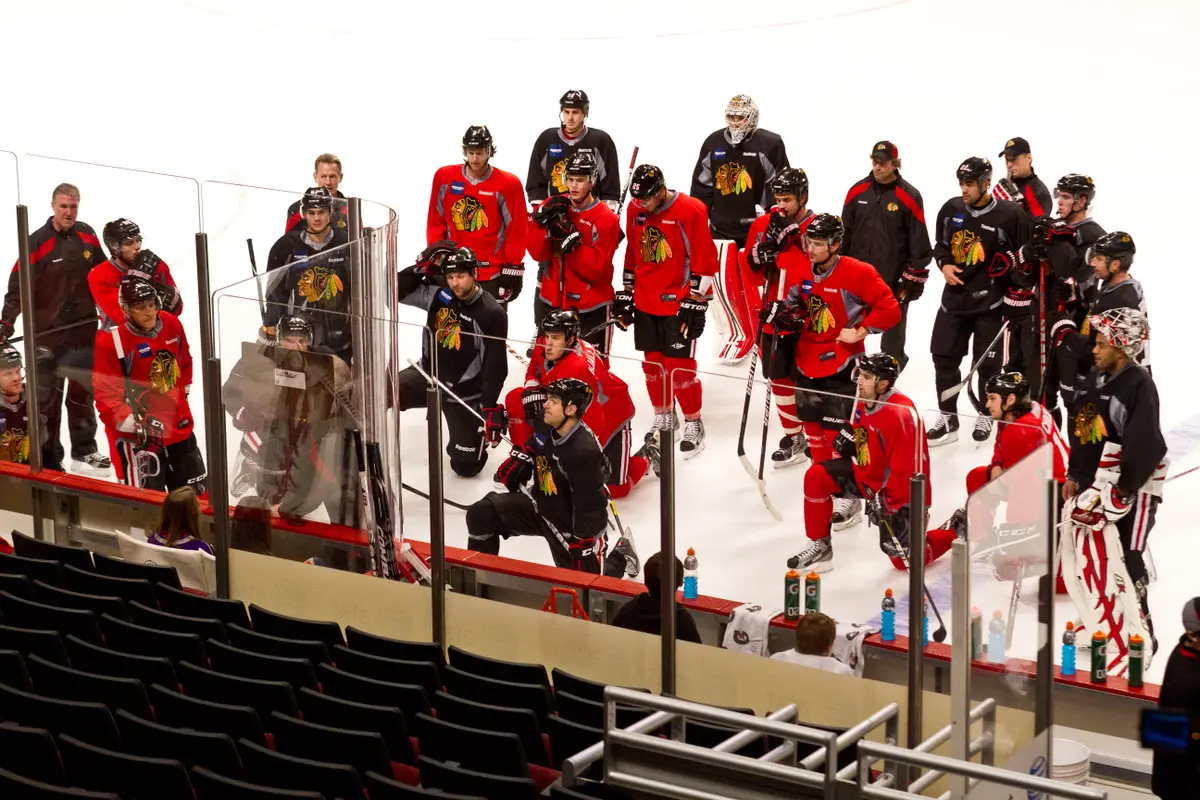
top-left (527, 152), bottom-right (620, 354)
top-left (90, 219), bottom-right (183, 330)
top-left (763, 213), bottom-right (901, 527)
top-left (427, 126), bottom-right (528, 305)
top-left (615, 165), bottom-right (719, 457)
top-left (740, 168), bottom-right (815, 466)
top-left (788, 354), bottom-right (933, 572)
top-left (93, 279), bottom-right (206, 493)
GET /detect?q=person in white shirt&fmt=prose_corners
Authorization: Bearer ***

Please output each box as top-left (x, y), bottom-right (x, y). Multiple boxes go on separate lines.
top-left (770, 611), bottom-right (856, 676)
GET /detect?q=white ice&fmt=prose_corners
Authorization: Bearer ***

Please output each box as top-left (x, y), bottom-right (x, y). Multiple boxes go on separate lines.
top-left (2, 0), bottom-right (1197, 684)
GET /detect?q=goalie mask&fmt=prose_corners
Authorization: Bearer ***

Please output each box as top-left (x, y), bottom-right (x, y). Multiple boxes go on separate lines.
top-left (724, 94), bottom-right (759, 145)
top-left (1090, 307), bottom-right (1148, 359)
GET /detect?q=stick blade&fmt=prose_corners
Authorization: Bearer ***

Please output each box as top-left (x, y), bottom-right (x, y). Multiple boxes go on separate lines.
top-left (758, 480), bottom-right (783, 521)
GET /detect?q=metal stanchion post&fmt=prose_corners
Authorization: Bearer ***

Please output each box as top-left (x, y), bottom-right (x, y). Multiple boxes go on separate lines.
top-left (659, 378), bottom-right (676, 696)
top-left (427, 345), bottom-right (446, 650)
top-left (949, 538), bottom-right (971, 799)
top-left (14, 205), bottom-right (46, 537)
top-left (195, 232), bottom-right (231, 598)
top-left (1036, 478), bottom-right (1057, 739)
top-left (905, 472), bottom-right (928, 788)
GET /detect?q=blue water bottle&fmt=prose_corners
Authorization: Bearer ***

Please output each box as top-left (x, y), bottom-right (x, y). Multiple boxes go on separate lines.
top-left (987, 610), bottom-right (1006, 664)
top-left (1061, 621), bottom-right (1077, 676)
top-left (922, 597), bottom-right (929, 648)
top-left (682, 548), bottom-right (699, 600)
top-left (880, 588), bottom-right (896, 641)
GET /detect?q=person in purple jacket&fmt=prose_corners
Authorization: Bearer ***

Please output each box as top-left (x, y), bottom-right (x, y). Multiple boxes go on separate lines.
top-left (147, 486), bottom-right (213, 555)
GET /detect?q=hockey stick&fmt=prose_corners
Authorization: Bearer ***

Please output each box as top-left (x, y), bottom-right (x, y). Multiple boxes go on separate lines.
top-left (880, 514), bottom-right (948, 643)
top-left (1036, 258), bottom-right (1050, 404)
top-left (737, 274), bottom-right (782, 471)
top-left (939, 319), bottom-right (1011, 404)
top-left (246, 239), bottom-right (267, 319)
top-left (614, 146), bottom-right (640, 224)
top-left (401, 482), bottom-right (470, 511)
top-left (1005, 559), bottom-right (1026, 649)
top-left (505, 342), bottom-right (530, 367)
top-left (582, 318), bottom-right (621, 341)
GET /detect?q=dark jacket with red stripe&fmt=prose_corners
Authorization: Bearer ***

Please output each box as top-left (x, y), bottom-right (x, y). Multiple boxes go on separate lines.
top-left (840, 174), bottom-right (933, 289)
top-left (3, 219), bottom-right (104, 334)
top-left (1152, 637), bottom-right (1200, 798)
top-left (1010, 172), bottom-right (1052, 219)
top-left (285, 192), bottom-right (348, 234)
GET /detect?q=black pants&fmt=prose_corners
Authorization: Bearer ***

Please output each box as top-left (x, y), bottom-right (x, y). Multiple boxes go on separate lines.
top-left (816, 457), bottom-right (914, 558)
top-left (115, 432), bottom-right (207, 493)
top-left (36, 324), bottom-right (100, 468)
top-left (532, 297), bottom-right (613, 356)
top-left (880, 299), bottom-right (911, 372)
top-left (465, 490), bottom-right (624, 576)
top-left (398, 366), bottom-right (487, 478)
top-left (930, 308), bottom-right (1004, 415)
top-left (1117, 493), bottom-right (1160, 640)
top-left (794, 363), bottom-right (855, 428)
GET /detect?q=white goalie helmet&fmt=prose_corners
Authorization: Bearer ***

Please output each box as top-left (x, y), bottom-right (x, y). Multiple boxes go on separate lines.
top-left (1090, 307), bottom-right (1148, 358)
top-left (725, 94), bottom-right (759, 145)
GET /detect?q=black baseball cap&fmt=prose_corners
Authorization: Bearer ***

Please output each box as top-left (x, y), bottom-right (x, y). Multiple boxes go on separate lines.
top-left (870, 141), bottom-right (899, 161)
top-left (1184, 597), bottom-right (1200, 634)
top-left (999, 137), bottom-right (1032, 158)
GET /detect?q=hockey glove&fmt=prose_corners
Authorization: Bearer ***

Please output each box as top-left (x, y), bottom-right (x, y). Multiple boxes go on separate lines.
top-left (1001, 287), bottom-right (1035, 322)
top-left (560, 230), bottom-right (582, 256)
top-left (531, 195), bottom-right (571, 226)
top-left (137, 416), bottom-right (167, 451)
top-left (496, 264), bottom-right (524, 304)
top-left (233, 407), bottom-right (266, 433)
top-left (1023, 235), bottom-right (1050, 262)
top-left (866, 491), bottom-right (887, 528)
top-left (831, 425), bottom-right (858, 462)
top-left (747, 239), bottom-right (778, 273)
top-left (765, 210), bottom-right (797, 244)
top-left (987, 249), bottom-right (1017, 279)
top-left (496, 443), bottom-right (536, 492)
top-left (521, 386), bottom-right (548, 422)
top-left (130, 249), bottom-right (162, 282)
top-left (1074, 483), bottom-right (1133, 524)
top-left (771, 305), bottom-right (808, 334)
top-left (1047, 221), bottom-right (1078, 241)
top-left (0, 319), bottom-right (12, 344)
top-left (416, 240), bottom-right (458, 272)
top-left (156, 282), bottom-right (182, 315)
top-left (482, 405), bottom-right (508, 446)
top-left (613, 290), bottom-right (636, 330)
top-left (992, 177), bottom-right (1023, 205)
top-left (898, 265), bottom-right (929, 302)
top-left (676, 297), bottom-right (707, 341)
top-left (1050, 316), bottom-right (1077, 348)
top-left (1053, 277), bottom-right (1081, 310)
top-left (758, 299), bottom-right (789, 328)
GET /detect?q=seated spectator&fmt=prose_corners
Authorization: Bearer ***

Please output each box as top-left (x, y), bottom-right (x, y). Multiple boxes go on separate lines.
top-left (230, 496), bottom-right (274, 556)
top-left (1152, 596), bottom-right (1200, 799)
top-left (612, 552), bottom-right (702, 643)
top-left (147, 486), bottom-right (213, 554)
top-left (771, 612), bottom-right (855, 676)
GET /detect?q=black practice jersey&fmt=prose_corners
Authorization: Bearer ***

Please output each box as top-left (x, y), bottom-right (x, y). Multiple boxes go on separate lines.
top-left (528, 421), bottom-right (608, 540)
top-left (1060, 277), bottom-right (1151, 370)
top-left (263, 228), bottom-right (353, 358)
top-left (690, 128), bottom-right (789, 242)
top-left (1045, 218), bottom-right (1106, 301)
top-left (1068, 363), bottom-right (1166, 495)
top-left (398, 271), bottom-right (508, 407)
top-left (526, 127), bottom-right (621, 203)
top-left (932, 196), bottom-right (1030, 315)
top-left (0, 391), bottom-right (36, 464)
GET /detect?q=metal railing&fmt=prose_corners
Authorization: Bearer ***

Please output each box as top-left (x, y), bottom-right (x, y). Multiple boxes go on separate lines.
top-left (906, 698), bottom-right (996, 795)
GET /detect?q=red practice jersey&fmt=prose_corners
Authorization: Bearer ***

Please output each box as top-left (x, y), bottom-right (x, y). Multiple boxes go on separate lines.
top-left (528, 197), bottom-right (620, 312)
top-left (94, 312), bottom-right (195, 446)
top-left (780, 253), bottom-right (901, 378)
top-left (991, 401), bottom-right (1069, 482)
top-left (88, 258), bottom-right (183, 329)
top-left (852, 389), bottom-right (931, 510)
top-left (427, 164), bottom-right (528, 282)
top-left (740, 209), bottom-right (815, 299)
top-left (525, 339), bottom-right (634, 445)
top-left (623, 192), bottom-right (719, 316)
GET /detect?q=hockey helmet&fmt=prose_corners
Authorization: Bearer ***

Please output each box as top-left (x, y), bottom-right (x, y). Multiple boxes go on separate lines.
top-left (984, 370), bottom-right (1031, 406)
top-left (546, 377), bottom-right (593, 417)
top-left (772, 168), bottom-right (809, 200)
top-left (855, 352), bottom-right (900, 387)
top-left (956, 157), bottom-right (993, 185)
top-left (102, 218), bottom-right (141, 257)
top-left (1087, 231), bottom-right (1135, 269)
top-left (805, 213), bottom-right (845, 244)
top-left (541, 308), bottom-right (581, 342)
top-left (300, 186), bottom-right (334, 212)
top-left (442, 247), bottom-right (480, 276)
top-left (1055, 173), bottom-right (1096, 204)
top-left (629, 164), bottom-right (665, 200)
top-left (1089, 307), bottom-right (1148, 359)
top-left (462, 125), bottom-right (496, 156)
top-left (118, 278), bottom-right (160, 312)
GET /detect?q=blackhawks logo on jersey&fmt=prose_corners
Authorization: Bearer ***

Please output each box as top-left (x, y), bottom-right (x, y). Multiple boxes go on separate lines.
top-left (535, 455), bottom-right (558, 496)
top-left (1073, 401), bottom-right (1108, 444)
top-left (639, 226), bottom-right (673, 263)
top-left (550, 158), bottom-right (569, 193)
top-left (950, 229), bottom-right (986, 267)
top-left (806, 295), bottom-right (836, 334)
top-left (149, 350), bottom-right (181, 394)
top-left (434, 307), bottom-right (462, 350)
top-left (0, 426), bottom-right (29, 463)
top-left (298, 266), bottom-right (344, 304)
top-left (854, 426), bottom-right (870, 466)
top-left (451, 196), bottom-right (489, 232)
top-left (715, 161), bottom-right (752, 196)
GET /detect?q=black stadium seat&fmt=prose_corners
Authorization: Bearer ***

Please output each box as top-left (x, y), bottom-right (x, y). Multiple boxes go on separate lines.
top-left (149, 684), bottom-right (268, 748)
top-left (0, 765), bottom-right (120, 799)
top-left (417, 755), bottom-right (539, 800)
top-left (91, 553), bottom-right (181, 590)
top-left (448, 645), bottom-right (550, 690)
top-left (268, 711), bottom-right (394, 779)
top-left (64, 635), bottom-right (178, 691)
top-left (0, 573), bottom-right (33, 599)
top-left (155, 583), bottom-right (251, 628)
top-left (316, 663), bottom-right (430, 719)
top-left (227, 623), bottom-right (331, 664)
top-left (11, 532), bottom-right (94, 571)
top-left (551, 667), bottom-right (650, 703)
top-left (98, 614), bottom-right (207, 665)
top-left (543, 715), bottom-right (604, 770)
top-left (345, 626), bottom-right (444, 667)
top-left (248, 604), bottom-right (344, 651)
top-left (0, 625), bottom-right (68, 665)
top-left (0, 648), bottom-right (32, 691)
top-left (0, 552), bottom-right (65, 586)
top-left (413, 712), bottom-right (541, 782)
top-left (0, 682), bottom-right (121, 749)
top-left (126, 600), bottom-right (228, 643)
top-left (178, 661), bottom-right (299, 721)
top-left (61, 566), bottom-right (158, 608)
top-left (365, 770), bottom-right (486, 799)
top-left (58, 733), bottom-right (195, 800)
top-left (296, 686), bottom-right (416, 765)
top-left (25, 654), bottom-right (154, 720)
top-left (434, 690), bottom-right (551, 767)
top-left (189, 765), bottom-right (323, 800)
top-left (443, 664), bottom-right (554, 720)
top-left (31, 581), bottom-right (130, 622)
top-left (0, 722), bottom-right (69, 785)
top-left (0, 592), bottom-right (102, 645)
top-left (206, 639), bottom-right (318, 692)
top-left (115, 709), bottom-right (244, 779)
top-left (332, 645), bottom-right (440, 696)
top-left (554, 690), bottom-right (653, 730)
top-left (238, 738), bottom-right (366, 800)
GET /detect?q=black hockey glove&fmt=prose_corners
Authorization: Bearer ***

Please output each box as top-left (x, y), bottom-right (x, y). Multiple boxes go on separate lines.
top-left (898, 265), bottom-right (928, 302)
top-left (137, 416), bottom-right (167, 451)
top-left (521, 386), bottom-right (547, 422)
top-left (560, 230), bottom-right (582, 256)
top-left (531, 195), bottom-right (571, 226)
top-left (831, 424), bottom-right (857, 462)
top-left (496, 264), bottom-right (524, 304)
top-left (1053, 277), bottom-right (1081, 310)
top-left (992, 177), bottom-right (1024, 206)
top-left (771, 304), bottom-right (808, 334)
top-left (129, 249), bottom-right (162, 282)
top-left (866, 490), bottom-right (888, 528)
top-left (1047, 221), bottom-right (1077, 242)
top-left (0, 319), bottom-right (12, 344)
top-left (156, 282), bottom-right (182, 315)
top-left (613, 290), bottom-right (635, 330)
top-left (482, 405), bottom-right (508, 446)
top-left (986, 249), bottom-right (1016, 279)
top-left (417, 239), bottom-right (458, 272)
top-left (747, 239), bottom-right (778, 273)
top-left (1050, 315), bottom-right (1078, 348)
top-left (496, 443), bottom-right (536, 492)
top-left (758, 299), bottom-right (789, 328)
top-left (676, 298), bottom-right (707, 341)
top-left (1023, 236), bottom-right (1050, 262)
top-left (1001, 287), bottom-right (1035, 323)
top-left (765, 210), bottom-right (802, 248)
top-left (546, 213), bottom-right (574, 242)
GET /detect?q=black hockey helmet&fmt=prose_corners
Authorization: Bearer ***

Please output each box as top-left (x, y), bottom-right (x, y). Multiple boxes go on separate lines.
top-left (276, 314), bottom-right (313, 346)
top-left (629, 164), bottom-right (665, 200)
top-left (462, 125), bottom-right (496, 156)
top-left (118, 278), bottom-right (160, 312)
top-left (564, 151), bottom-right (598, 183)
top-left (956, 157), bottom-right (993, 185)
top-left (560, 89), bottom-right (590, 114)
top-left (1088, 231), bottom-right (1135, 269)
top-left (1055, 173), bottom-right (1096, 204)
top-left (0, 343), bottom-right (21, 371)
top-left (856, 352), bottom-right (900, 387)
top-left (772, 168), bottom-right (809, 200)
top-left (541, 308), bottom-right (581, 342)
top-left (102, 218), bottom-right (141, 256)
top-left (301, 186), bottom-right (334, 212)
top-left (546, 377), bottom-right (593, 417)
top-left (984, 370), bottom-right (1031, 405)
top-left (805, 213), bottom-right (845, 244)
top-left (442, 247), bottom-right (480, 276)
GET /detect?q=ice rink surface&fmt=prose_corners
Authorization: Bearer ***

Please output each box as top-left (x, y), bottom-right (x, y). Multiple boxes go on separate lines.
top-left (2, 0), bottom-right (1198, 682)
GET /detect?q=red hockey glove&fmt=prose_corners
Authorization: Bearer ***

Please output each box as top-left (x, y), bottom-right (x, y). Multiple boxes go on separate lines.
top-left (482, 406), bottom-right (508, 446)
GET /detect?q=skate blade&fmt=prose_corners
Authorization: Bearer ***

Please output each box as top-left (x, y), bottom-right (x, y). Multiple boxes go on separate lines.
top-left (831, 511), bottom-right (863, 531)
top-left (927, 431), bottom-right (959, 447)
top-left (681, 441), bottom-right (706, 460)
top-left (758, 480), bottom-right (783, 521)
top-left (772, 453), bottom-right (810, 470)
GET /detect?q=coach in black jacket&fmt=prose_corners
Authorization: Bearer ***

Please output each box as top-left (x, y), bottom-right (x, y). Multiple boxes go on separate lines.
top-left (1152, 597), bottom-right (1200, 799)
top-left (841, 142), bottom-right (932, 371)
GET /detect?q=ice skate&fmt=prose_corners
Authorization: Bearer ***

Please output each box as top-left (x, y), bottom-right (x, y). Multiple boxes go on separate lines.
top-left (679, 418), bottom-right (706, 459)
top-left (926, 413), bottom-right (959, 446)
top-left (231, 455), bottom-right (259, 498)
top-left (634, 433), bottom-right (661, 478)
top-left (972, 415), bottom-right (993, 443)
top-left (831, 497), bottom-right (862, 531)
top-left (73, 452), bottom-right (112, 476)
top-left (771, 433), bottom-right (809, 469)
top-left (787, 536), bottom-right (833, 573)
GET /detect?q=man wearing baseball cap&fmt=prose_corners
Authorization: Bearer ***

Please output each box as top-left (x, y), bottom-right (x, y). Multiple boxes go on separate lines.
top-left (993, 137), bottom-right (1052, 218)
top-left (840, 140), bottom-right (932, 372)
top-left (1152, 597), bottom-right (1200, 797)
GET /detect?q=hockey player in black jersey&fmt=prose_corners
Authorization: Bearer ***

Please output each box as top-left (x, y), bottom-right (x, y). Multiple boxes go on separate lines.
top-left (262, 187), bottom-right (353, 361)
top-left (1062, 307), bottom-right (1165, 669)
top-left (465, 377), bottom-right (637, 577)
top-left (397, 245), bottom-right (508, 478)
top-left (690, 94), bottom-right (790, 246)
top-left (0, 344), bottom-right (45, 465)
top-left (928, 157), bottom-right (1031, 445)
top-left (526, 90), bottom-right (622, 210)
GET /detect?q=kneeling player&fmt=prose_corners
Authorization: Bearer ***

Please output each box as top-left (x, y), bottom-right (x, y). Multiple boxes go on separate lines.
top-left (787, 354), bottom-right (933, 573)
top-left (93, 279), bottom-right (206, 493)
top-left (0, 344), bottom-right (45, 464)
top-left (467, 378), bottom-right (637, 577)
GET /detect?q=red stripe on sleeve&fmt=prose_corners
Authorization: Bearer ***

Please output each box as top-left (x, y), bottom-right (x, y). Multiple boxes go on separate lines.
top-left (78, 231), bottom-right (102, 248)
top-left (28, 237), bottom-right (56, 266)
top-left (1024, 188), bottom-right (1045, 218)
top-left (893, 186), bottom-right (925, 225)
top-left (843, 180), bottom-right (870, 207)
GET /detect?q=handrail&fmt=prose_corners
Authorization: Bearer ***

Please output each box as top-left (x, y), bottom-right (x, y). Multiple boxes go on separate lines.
top-left (915, 697), bottom-right (995, 754)
top-left (856, 741), bottom-right (1108, 800)
top-left (713, 704), bottom-right (797, 757)
top-left (562, 709), bottom-right (676, 786)
top-left (800, 702), bottom-right (900, 771)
